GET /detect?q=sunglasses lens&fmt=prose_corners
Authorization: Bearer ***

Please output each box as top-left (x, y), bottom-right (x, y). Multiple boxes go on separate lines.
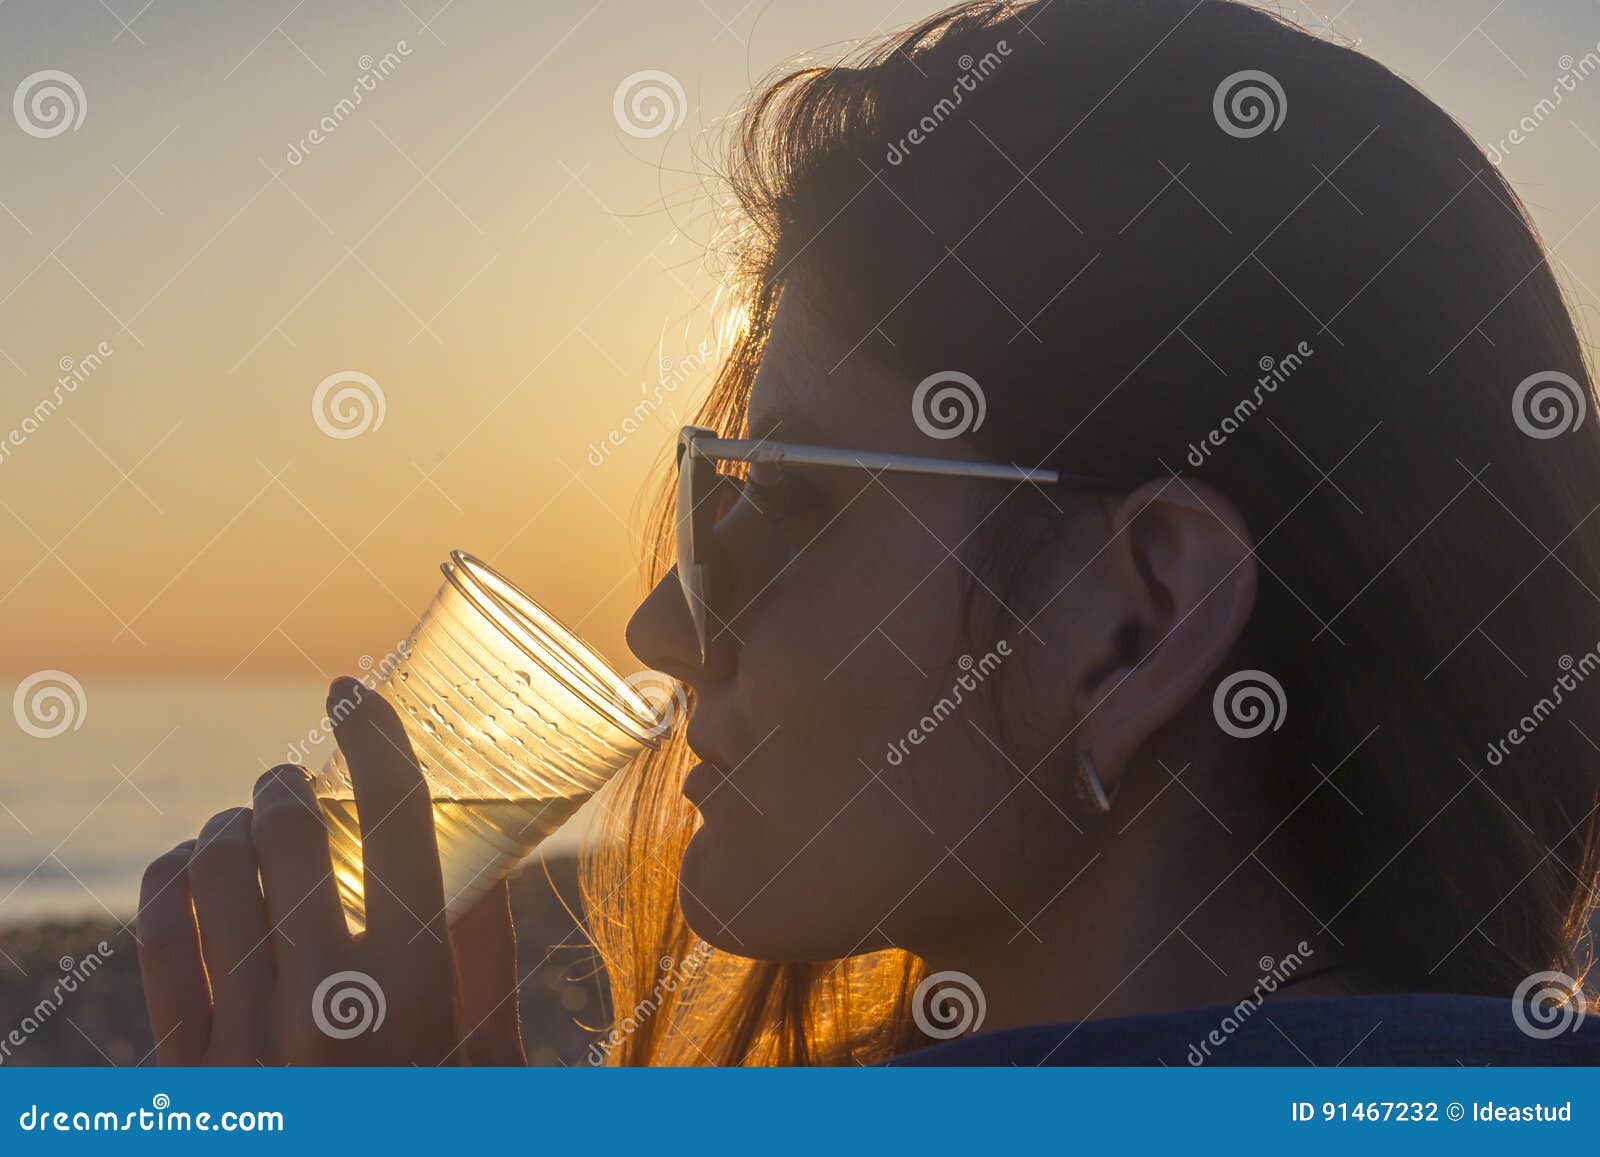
top-left (676, 446), bottom-right (710, 658)
top-left (711, 473), bottom-right (743, 524)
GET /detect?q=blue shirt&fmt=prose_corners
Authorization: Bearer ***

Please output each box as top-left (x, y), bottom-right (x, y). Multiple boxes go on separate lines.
top-left (887, 994), bottom-right (1600, 1065)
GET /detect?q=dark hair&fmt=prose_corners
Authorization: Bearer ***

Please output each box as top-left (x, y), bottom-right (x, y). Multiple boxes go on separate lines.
top-left (593, 0), bottom-right (1600, 1063)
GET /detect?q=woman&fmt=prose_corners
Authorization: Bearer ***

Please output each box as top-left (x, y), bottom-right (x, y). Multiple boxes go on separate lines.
top-left (139, 0), bottom-right (1600, 1065)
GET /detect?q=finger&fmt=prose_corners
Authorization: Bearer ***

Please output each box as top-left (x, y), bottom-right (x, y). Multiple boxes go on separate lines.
top-left (137, 840), bottom-right (210, 1064)
top-left (451, 878), bottom-right (525, 1065)
top-left (327, 677), bottom-right (449, 955)
top-left (187, 808), bottom-right (273, 1043)
top-left (250, 764), bottom-right (349, 975)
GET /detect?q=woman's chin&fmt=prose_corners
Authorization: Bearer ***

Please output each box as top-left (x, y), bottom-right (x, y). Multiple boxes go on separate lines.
top-left (677, 832), bottom-right (745, 951)
top-left (678, 833), bottom-right (888, 962)
top-left (678, 833), bottom-right (804, 958)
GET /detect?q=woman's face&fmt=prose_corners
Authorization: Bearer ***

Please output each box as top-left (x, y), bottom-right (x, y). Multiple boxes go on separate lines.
top-left (626, 295), bottom-right (1109, 962)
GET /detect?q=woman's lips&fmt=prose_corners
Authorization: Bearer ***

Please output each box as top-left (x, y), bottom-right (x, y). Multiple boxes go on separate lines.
top-left (683, 761), bottom-right (724, 807)
top-left (685, 724), bottom-right (738, 808)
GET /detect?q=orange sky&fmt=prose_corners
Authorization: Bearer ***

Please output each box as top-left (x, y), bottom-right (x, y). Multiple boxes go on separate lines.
top-left (2, 0), bottom-right (1599, 680)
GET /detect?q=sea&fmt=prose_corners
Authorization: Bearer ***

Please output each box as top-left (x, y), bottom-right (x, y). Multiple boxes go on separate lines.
top-left (0, 679), bottom-right (592, 928)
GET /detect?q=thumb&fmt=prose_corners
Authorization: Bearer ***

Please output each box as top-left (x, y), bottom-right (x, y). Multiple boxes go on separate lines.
top-left (450, 878), bottom-right (526, 1065)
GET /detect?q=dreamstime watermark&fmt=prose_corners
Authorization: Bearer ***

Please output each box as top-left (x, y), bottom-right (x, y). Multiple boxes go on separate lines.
top-left (1186, 941), bottom-right (1315, 1064)
top-left (1511, 970), bottom-right (1587, 1039)
top-left (912, 370), bottom-right (986, 440)
top-left (1213, 69), bottom-right (1286, 138)
top-left (586, 942), bottom-right (714, 1063)
top-left (13, 670), bottom-right (87, 739)
top-left (1212, 669), bottom-right (1286, 739)
top-left (587, 339), bottom-right (715, 466)
top-left (885, 40), bottom-right (1012, 165)
top-left (1511, 370), bottom-right (1586, 439)
top-left (612, 70), bottom-right (686, 139)
top-left (913, 970), bottom-right (987, 1039)
top-left (0, 341), bottom-right (114, 468)
top-left (17, 1094), bottom-right (283, 1133)
top-left (1186, 340), bottom-right (1313, 466)
top-left (286, 41), bottom-right (412, 165)
top-left (1485, 45), bottom-right (1600, 166)
top-left (13, 70), bottom-right (86, 138)
top-left (311, 970), bottom-right (387, 1039)
top-left (0, 942), bottom-right (113, 1064)
top-left (312, 370), bottom-right (386, 439)
top-left (1484, 646), bottom-right (1600, 766)
top-left (283, 643), bottom-right (408, 766)
top-left (884, 642), bottom-right (1011, 767)
top-left (623, 669), bottom-right (686, 740)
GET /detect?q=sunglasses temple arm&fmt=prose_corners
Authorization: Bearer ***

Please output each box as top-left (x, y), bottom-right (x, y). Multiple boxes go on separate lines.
top-left (694, 437), bottom-right (1061, 484)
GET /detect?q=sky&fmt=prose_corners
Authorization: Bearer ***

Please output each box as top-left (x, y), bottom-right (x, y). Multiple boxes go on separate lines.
top-left (2, 0), bottom-right (1599, 683)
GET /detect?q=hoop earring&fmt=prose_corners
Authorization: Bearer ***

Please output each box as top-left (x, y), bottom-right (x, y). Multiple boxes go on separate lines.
top-left (1074, 751), bottom-right (1116, 814)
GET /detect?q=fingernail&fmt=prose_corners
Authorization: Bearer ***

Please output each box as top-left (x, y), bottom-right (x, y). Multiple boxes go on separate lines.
top-left (327, 676), bottom-right (368, 722)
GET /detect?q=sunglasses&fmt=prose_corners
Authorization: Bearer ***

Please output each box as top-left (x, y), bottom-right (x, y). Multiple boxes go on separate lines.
top-left (675, 423), bottom-right (1115, 662)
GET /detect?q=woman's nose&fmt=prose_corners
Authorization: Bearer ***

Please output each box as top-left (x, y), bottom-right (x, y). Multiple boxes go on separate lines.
top-left (625, 569), bottom-right (735, 685)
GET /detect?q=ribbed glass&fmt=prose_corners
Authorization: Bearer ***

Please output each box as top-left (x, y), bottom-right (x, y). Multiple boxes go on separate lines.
top-left (311, 551), bottom-right (660, 932)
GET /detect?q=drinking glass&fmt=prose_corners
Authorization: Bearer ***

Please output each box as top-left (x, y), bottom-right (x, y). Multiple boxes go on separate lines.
top-left (310, 551), bottom-right (663, 932)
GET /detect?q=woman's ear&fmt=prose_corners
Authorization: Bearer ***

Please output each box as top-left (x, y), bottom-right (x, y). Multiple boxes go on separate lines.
top-left (1070, 478), bottom-right (1257, 791)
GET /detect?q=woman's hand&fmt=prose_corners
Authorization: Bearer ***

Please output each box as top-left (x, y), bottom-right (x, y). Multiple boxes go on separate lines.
top-left (136, 677), bottom-right (527, 1065)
